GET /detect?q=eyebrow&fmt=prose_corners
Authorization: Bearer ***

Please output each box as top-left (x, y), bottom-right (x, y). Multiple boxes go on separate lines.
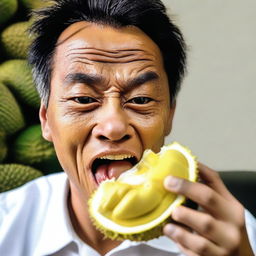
top-left (125, 71), bottom-right (159, 92)
top-left (63, 71), bottom-right (159, 91)
top-left (64, 73), bottom-right (103, 87)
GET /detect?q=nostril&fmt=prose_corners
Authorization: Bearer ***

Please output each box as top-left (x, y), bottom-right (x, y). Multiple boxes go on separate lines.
top-left (98, 134), bottom-right (131, 142)
top-left (98, 135), bottom-right (108, 141)
top-left (121, 135), bottom-right (131, 142)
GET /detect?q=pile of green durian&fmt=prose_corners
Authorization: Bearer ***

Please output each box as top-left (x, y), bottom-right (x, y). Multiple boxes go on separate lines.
top-left (0, 0), bottom-right (61, 193)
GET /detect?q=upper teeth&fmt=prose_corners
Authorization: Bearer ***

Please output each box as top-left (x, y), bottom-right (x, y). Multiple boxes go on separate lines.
top-left (99, 154), bottom-right (133, 160)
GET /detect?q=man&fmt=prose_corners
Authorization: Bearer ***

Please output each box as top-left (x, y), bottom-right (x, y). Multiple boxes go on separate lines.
top-left (0, 0), bottom-right (255, 255)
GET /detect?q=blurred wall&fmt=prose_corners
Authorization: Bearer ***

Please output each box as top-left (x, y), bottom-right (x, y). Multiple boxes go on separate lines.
top-left (163, 0), bottom-right (256, 171)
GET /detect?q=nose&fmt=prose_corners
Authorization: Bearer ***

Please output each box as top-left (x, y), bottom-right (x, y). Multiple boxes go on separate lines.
top-left (92, 103), bottom-right (131, 143)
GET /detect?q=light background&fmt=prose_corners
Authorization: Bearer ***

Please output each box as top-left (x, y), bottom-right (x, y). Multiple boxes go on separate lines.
top-left (163, 0), bottom-right (256, 171)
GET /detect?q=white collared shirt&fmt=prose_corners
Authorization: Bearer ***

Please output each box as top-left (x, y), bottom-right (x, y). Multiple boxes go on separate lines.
top-left (0, 173), bottom-right (255, 256)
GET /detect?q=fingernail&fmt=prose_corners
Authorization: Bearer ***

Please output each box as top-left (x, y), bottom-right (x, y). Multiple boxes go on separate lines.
top-left (164, 223), bottom-right (175, 236)
top-left (164, 176), bottom-right (180, 189)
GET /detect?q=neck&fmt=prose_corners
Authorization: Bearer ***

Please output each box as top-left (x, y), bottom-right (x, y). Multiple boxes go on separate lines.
top-left (67, 183), bottom-right (122, 255)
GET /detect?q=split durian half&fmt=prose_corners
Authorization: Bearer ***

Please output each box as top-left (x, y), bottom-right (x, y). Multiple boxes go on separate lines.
top-left (89, 142), bottom-right (197, 241)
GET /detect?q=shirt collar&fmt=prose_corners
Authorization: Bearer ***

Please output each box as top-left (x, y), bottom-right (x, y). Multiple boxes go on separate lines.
top-left (35, 173), bottom-right (181, 255)
top-left (35, 173), bottom-right (75, 255)
top-left (145, 236), bottom-right (181, 253)
top-left (110, 236), bottom-right (181, 254)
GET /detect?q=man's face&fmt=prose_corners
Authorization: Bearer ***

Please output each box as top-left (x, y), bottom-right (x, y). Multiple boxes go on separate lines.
top-left (40, 21), bottom-right (175, 199)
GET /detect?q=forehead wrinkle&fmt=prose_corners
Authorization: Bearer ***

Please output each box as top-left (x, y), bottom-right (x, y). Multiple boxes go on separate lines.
top-left (62, 56), bottom-right (162, 91)
top-left (64, 46), bottom-right (156, 64)
top-left (66, 47), bottom-right (154, 57)
top-left (72, 60), bottom-right (93, 66)
top-left (66, 53), bottom-right (155, 65)
top-left (72, 57), bottom-right (153, 64)
top-left (67, 46), bottom-right (147, 54)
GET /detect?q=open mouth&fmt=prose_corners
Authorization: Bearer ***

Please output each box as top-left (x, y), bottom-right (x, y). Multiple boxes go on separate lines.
top-left (92, 155), bottom-right (137, 184)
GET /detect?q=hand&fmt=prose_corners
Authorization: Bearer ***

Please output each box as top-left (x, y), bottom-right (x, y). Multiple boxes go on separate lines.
top-left (163, 163), bottom-right (254, 256)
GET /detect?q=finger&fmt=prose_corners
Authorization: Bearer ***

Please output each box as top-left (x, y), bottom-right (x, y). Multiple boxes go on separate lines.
top-left (164, 175), bottom-right (231, 219)
top-left (198, 163), bottom-right (245, 223)
top-left (198, 163), bottom-right (236, 201)
top-left (163, 223), bottom-right (226, 256)
top-left (171, 205), bottom-right (240, 248)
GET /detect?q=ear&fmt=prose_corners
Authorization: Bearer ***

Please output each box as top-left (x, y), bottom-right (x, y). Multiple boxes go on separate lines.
top-left (164, 101), bottom-right (176, 136)
top-left (39, 102), bottom-right (53, 142)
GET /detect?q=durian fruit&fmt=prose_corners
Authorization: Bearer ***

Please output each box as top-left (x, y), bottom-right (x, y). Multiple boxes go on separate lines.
top-left (0, 130), bottom-right (7, 163)
top-left (20, 0), bottom-right (54, 10)
top-left (0, 21), bottom-right (32, 58)
top-left (0, 164), bottom-right (43, 192)
top-left (89, 142), bottom-right (197, 241)
top-left (0, 82), bottom-right (25, 136)
top-left (0, 59), bottom-right (40, 108)
top-left (0, 0), bottom-right (18, 25)
top-left (12, 124), bottom-right (62, 174)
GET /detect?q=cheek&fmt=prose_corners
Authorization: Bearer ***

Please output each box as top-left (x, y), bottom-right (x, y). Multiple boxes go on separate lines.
top-left (143, 127), bottom-right (165, 152)
top-left (47, 110), bottom-right (92, 171)
top-left (131, 113), bottom-right (167, 152)
top-left (48, 119), bottom-right (96, 197)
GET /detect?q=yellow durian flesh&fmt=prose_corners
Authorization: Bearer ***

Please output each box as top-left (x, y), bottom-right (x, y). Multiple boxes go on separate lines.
top-left (89, 142), bottom-right (197, 241)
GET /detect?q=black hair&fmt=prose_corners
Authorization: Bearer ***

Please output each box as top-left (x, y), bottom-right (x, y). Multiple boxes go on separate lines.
top-left (28, 0), bottom-right (187, 106)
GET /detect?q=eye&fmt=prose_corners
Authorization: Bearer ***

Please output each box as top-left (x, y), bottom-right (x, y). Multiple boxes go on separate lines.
top-left (128, 97), bottom-right (153, 105)
top-left (73, 96), bottom-right (98, 104)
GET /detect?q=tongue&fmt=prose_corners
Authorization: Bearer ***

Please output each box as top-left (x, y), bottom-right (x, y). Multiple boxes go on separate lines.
top-left (95, 164), bottom-right (109, 184)
top-left (95, 160), bottom-right (133, 184)
top-left (108, 160), bottom-right (133, 180)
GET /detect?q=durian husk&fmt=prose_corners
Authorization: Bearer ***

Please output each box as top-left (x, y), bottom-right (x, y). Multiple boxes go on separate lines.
top-left (0, 59), bottom-right (40, 108)
top-left (0, 21), bottom-right (32, 59)
top-left (0, 164), bottom-right (43, 192)
top-left (0, 82), bottom-right (25, 136)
